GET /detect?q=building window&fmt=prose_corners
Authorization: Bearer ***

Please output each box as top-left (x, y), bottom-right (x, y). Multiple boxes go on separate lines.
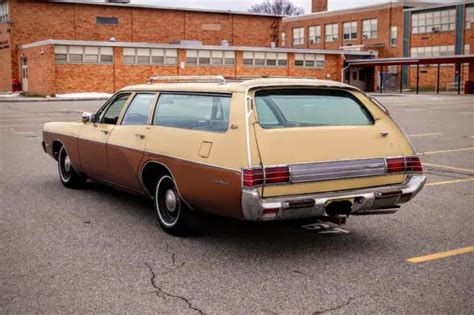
top-left (293, 27), bottom-right (304, 45)
top-left (294, 53), bottom-right (325, 68)
top-left (243, 51), bottom-right (288, 67)
top-left (390, 26), bottom-right (397, 47)
top-left (464, 44), bottom-right (470, 55)
top-left (96, 17), bottom-right (119, 25)
top-left (123, 48), bottom-right (177, 65)
top-left (281, 32), bottom-right (286, 47)
top-left (410, 45), bottom-right (455, 58)
top-left (309, 26), bottom-right (321, 44)
top-left (362, 19), bottom-right (377, 39)
top-left (0, 0), bottom-right (8, 23)
top-left (466, 6), bottom-right (474, 29)
top-left (325, 23), bottom-right (338, 42)
top-left (186, 50), bottom-right (235, 66)
top-left (411, 9), bottom-right (456, 34)
top-left (55, 45), bottom-right (114, 64)
top-left (343, 21), bottom-right (357, 40)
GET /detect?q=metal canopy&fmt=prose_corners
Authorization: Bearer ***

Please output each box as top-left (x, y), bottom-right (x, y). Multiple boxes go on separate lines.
top-left (347, 55), bottom-right (474, 67)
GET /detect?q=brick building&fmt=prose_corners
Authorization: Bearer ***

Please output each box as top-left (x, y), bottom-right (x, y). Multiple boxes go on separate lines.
top-left (281, 0), bottom-right (474, 92)
top-left (1, 0), bottom-right (473, 95)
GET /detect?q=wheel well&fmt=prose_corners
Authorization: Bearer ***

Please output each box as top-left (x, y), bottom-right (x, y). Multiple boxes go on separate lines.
top-left (52, 141), bottom-right (63, 161)
top-left (141, 162), bottom-right (171, 196)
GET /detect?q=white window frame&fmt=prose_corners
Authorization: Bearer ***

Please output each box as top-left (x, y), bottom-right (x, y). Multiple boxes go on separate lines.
top-left (466, 6), bottom-right (474, 29)
top-left (343, 21), bottom-right (357, 40)
top-left (243, 51), bottom-right (288, 67)
top-left (293, 27), bottom-right (305, 45)
top-left (308, 26), bottom-right (321, 44)
top-left (295, 53), bottom-right (325, 68)
top-left (411, 9), bottom-right (456, 34)
top-left (281, 32), bottom-right (286, 47)
top-left (123, 48), bottom-right (177, 65)
top-left (186, 50), bottom-right (235, 66)
top-left (0, 0), bottom-right (8, 23)
top-left (410, 45), bottom-right (455, 58)
top-left (55, 45), bottom-right (114, 64)
top-left (325, 23), bottom-right (339, 43)
top-left (390, 26), bottom-right (398, 47)
top-left (362, 19), bottom-right (377, 39)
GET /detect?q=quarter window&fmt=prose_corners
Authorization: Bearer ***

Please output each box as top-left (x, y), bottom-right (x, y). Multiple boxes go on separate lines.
top-left (343, 21), bottom-right (357, 40)
top-left (293, 27), bottom-right (305, 45)
top-left (100, 94), bottom-right (131, 125)
top-left (309, 26), bottom-right (321, 44)
top-left (325, 24), bottom-right (339, 42)
top-left (153, 93), bottom-right (231, 133)
top-left (362, 19), bottom-right (377, 39)
top-left (122, 94), bottom-right (156, 126)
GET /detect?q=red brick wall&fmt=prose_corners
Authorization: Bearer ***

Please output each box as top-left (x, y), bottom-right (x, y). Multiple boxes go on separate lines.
top-left (19, 44), bottom-right (55, 96)
top-left (19, 44), bottom-right (345, 96)
top-left (0, 22), bottom-right (12, 91)
top-left (280, 5), bottom-right (405, 58)
top-left (4, 0), bottom-right (280, 87)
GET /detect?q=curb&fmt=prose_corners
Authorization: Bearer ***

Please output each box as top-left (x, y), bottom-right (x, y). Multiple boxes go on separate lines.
top-left (0, 97), bottom-right (109, 103)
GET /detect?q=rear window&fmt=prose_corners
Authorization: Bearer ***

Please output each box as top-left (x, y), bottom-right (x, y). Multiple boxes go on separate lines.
top-left (255, 89), bottom-right (374, 129)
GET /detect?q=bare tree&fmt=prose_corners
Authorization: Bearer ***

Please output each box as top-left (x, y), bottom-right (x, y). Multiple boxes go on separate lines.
top-left (248, 0), bottom-right (304, 16)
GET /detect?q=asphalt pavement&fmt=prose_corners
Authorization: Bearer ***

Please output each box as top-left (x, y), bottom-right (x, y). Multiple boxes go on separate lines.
top-left (0, 94), bottom-right (473, 314)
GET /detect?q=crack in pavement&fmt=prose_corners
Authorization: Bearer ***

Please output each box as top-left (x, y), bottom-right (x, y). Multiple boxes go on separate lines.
top-left (313, 296), bottom-right (355, 314)
top-left (144, 262), bottom-right (203, 315)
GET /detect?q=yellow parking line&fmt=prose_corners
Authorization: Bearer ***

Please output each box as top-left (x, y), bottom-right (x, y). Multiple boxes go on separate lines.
top-left (426, 177), bottom-right (474, 186)
top-left (423, 163), bottom-right (474, 174)
top-left (407, 246), bottom-right (474, 264)
top-left (408, 133), bottom-right (442, 137)
top-left (419, 147), bottom-right (474, 155)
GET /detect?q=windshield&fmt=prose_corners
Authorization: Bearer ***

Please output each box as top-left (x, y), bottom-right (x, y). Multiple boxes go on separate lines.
top-left (255, 89), bottom-right (374, 129)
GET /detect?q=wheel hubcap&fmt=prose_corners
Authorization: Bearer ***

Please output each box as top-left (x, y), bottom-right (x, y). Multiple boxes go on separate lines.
top-left (64, 155), bottom-right (71, 173)
top-left (165, 189), bottom-right (177, 212)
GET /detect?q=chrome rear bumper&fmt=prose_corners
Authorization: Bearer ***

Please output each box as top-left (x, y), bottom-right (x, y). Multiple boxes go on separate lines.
top-left (241, 175), bottom-right (426, 221)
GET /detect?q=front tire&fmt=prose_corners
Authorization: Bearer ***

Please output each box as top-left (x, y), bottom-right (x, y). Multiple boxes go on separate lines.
top-left (58, 146), bottom-right (85, 189)
top-left (154, 175), bottom-right (197, 236)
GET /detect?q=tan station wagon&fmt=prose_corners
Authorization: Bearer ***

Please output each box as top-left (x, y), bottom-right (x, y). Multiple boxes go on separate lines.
top-left (42, 76), bottom-right (426, 235)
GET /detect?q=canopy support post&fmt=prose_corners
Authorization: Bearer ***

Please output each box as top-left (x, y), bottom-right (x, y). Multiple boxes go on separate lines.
top-left (416, 64), bottom-right (420, 94)
top-left (436, 64), bottom-right (440, 94)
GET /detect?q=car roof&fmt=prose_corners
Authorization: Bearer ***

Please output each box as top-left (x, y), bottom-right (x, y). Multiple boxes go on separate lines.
top-left (119, 78), bottom-right (355, 94)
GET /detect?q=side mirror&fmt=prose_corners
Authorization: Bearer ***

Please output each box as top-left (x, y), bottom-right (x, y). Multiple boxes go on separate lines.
top-left (81, 112), bottom-right (98, 123)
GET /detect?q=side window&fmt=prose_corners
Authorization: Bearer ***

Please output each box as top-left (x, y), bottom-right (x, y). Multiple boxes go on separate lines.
top-left (122, 93), bottom-right (156, 125)
top-left (100, 93), bottom-right (131, 124)
top-left (153, 93), bottom-right (231, 132)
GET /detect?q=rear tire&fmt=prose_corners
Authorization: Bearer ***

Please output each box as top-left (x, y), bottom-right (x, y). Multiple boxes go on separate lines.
top-left (58, 146), bottom-right (85, 189)
top-left (154, 175), bottom-right (197, 236)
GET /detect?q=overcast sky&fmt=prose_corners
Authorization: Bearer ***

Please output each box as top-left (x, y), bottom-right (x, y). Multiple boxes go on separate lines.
top-left (132, 0), bottom-right (456, 13)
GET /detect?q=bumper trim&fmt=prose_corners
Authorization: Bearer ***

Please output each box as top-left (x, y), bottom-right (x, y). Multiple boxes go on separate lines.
top-left (241, 175), bottom-right (426, 221)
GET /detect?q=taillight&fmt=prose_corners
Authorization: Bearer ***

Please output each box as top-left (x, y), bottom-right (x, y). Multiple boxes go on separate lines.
top-left (405, 156), bottom-right (423, 172)
top-left (242, 168), bottom-right (264, 187)
top-left (386, 156), bottom-right (422, 174)
top-left (265, 166), bottom-right (290, 184)
top-left (386, 157), bottom-right (405, 173)
top-left (242, 166), bottom-right (290, 187)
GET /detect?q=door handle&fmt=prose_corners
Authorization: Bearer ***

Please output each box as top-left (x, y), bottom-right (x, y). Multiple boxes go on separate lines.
top-left (100, 129), bottom-right (109, 135)
top-left (135, 133), bottom-right (145, 139)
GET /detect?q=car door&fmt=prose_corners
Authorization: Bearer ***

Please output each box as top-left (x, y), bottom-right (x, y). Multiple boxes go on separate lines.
top-left (106, 93), bottom-right (157, 191)
top-left (78, 93), bottom-right (131, 180)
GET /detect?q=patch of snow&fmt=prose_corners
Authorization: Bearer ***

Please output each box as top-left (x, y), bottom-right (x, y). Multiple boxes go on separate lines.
top-left (0, 92), bottom-right (21, 98)
top-left (55, 92), bottom-right (112, 99)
